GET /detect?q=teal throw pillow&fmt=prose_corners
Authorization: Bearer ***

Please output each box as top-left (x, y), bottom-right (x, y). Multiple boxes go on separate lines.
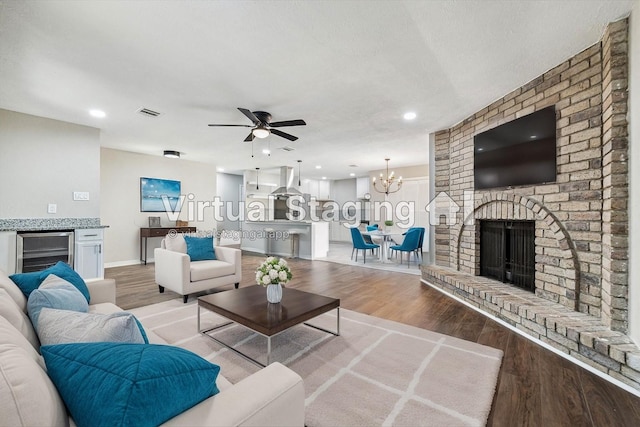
top-left (27, 280), bottom-right (89, 331)
top-left (41, 343), bottom-right (221, 427)
top-left (39, 261), bottom-right (90, 303)
top-left (184, 236), bottom-right (216, 261)
top-left (9, 271), bottom-right (43, 297)
top-left (36, 308), bottom-right (149, 346)
top-left (366, 224), bottom-right (379, 231)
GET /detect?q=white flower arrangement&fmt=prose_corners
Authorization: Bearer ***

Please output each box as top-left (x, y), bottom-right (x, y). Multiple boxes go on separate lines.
top-left (255, 257), bottom-right (292, 286)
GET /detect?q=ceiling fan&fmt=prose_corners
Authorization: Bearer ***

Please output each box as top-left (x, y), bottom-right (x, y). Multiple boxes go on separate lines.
top-left (208, 108), bottom-right (306, 142)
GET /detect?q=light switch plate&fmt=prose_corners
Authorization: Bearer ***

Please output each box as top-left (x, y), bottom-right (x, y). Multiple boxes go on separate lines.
top-left (73, 191), bottom-right (90, 201)
top-left (47, 203), bottom-right (57, 214)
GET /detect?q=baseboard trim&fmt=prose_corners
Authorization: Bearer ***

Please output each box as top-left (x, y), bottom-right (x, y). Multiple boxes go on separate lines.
top-left (104, 259), bottom-right (147, 268)
top-left (420, 278), bottom-right (640, 398)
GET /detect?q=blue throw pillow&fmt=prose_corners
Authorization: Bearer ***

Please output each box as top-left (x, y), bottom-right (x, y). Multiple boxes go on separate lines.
top-left (366, 224), bottom-right (379, 231)
top-left (27, 280), bottom-right (89, 331)
top-left (41, 343), bottom-right (221, 427)
top-left (9, 271), bottom-right (43, 297)
top-left (39, 261), bottom-right (90, 303)
top-left (184, 236), bottom-right (216, 261)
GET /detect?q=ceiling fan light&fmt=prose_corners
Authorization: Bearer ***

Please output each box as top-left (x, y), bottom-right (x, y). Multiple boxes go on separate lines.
top-left (252, 127), bottom-right (270, 139)
top-left (163, 150), bottom-right (180, 159)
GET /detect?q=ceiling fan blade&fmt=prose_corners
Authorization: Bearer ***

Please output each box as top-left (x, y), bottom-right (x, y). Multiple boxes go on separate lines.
top-left (269, 119), bottom-right (306, 128)
top-left (244, 132), bottom-right (255, 142)
top-left (271, 128), bottom-right (298, 141)
top-left (238, 108), bottom-right (261, 125)
top-left (207, 124), bottom-right (252, 127)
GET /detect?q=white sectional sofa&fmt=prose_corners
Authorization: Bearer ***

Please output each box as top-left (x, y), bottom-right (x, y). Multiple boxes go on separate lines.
top-left (0, 268), bottom-right (305, 426)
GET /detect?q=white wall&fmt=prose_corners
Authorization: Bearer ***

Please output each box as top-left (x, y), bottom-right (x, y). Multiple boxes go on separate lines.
top-left (100, 148), bottom-right (217, 266)
top-left (628, 2), bottom-right (640, 345)
top-left (0, 109), bottom-right (100, 218)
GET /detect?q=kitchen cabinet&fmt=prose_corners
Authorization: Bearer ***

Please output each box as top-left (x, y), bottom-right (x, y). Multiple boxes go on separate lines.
top-left (318, 180), bottom-right (331, 200)
top-left (356, 177), bottom-right (370, 199)
top-left (74, 228), bottom-right (104, 279)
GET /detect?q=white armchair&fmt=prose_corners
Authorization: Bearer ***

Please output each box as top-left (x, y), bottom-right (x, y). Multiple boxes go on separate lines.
top-left (154, 235), bottom-right (242, 303)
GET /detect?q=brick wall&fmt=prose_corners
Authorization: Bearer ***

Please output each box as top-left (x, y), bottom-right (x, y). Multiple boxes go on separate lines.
top-left (433, 19), bottom-right (629, 332)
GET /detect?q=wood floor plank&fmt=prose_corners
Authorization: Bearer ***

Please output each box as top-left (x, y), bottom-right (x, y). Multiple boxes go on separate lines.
top-left (106, 254), bottom-right (640, 424)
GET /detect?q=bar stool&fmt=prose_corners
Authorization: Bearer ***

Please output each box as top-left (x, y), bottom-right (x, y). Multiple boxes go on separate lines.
top-left (264, 228), bottom-right (275, 255)
top-left (288, 230), bottom-right (301, 258)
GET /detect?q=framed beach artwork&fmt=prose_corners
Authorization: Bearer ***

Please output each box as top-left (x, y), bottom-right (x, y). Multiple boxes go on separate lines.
top-left (140, 177), bottom-right (181, 212)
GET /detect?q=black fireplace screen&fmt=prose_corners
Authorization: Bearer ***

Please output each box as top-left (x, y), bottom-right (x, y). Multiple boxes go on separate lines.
top-left (480, 220), bottom-right (535, 292)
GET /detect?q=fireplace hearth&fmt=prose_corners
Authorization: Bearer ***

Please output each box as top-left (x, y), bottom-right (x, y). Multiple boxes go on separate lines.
top-left (479, 220), bottom-right (535, 292)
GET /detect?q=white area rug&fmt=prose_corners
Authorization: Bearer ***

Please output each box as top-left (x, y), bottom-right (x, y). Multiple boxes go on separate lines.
top-left (130, 299), bottom-right (503, 426)
top-left (321, 242), bottom-right (423, 276)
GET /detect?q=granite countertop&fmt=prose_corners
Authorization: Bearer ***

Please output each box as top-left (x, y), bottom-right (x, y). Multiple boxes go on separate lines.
top-left (0, 218), bottom-right (108, 232)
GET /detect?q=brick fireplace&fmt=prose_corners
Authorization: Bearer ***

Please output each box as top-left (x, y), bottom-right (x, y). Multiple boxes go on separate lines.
top-left (421, 18), bottom-right (640, 390)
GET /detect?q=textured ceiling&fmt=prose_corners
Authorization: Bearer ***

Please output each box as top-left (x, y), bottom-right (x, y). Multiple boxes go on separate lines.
top-left (0, 0), bottom-right (634, 179)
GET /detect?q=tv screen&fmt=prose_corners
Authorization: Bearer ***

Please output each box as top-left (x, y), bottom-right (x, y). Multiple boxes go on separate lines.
top-left (474, 105), bottom-right (557, 190)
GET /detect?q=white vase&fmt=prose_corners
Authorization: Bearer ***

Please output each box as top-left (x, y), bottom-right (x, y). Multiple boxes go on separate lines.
top-left (266, 283), bottom-right (283, 303)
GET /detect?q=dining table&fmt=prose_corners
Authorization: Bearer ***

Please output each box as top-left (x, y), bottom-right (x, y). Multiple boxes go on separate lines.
top-left (361, 229), bottom-right (394, 263)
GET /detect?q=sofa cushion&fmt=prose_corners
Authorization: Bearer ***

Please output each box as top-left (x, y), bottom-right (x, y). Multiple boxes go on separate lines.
top-left (184, 235), bottom-right (217, 261)
top-left (37, 308), bottom-right (149, 346)
top-left (27, 276), bottom-right (89, 331)
top-left (0, 289), bottom-right (40, 349)
top-left (39, 261), bottom-right (91, 303)
top-left (190, 260), bottom-right (235, 282)
top-left (0, 269), bottom-right (28, 312)
top-left (41, 342), bottom-right (221, 427)
top-left (0, 315), bottom-right (44, 369)
top-left (0, 344), bottom-right (67, 427)
top-left (164, 233), bottom-right (187, 253)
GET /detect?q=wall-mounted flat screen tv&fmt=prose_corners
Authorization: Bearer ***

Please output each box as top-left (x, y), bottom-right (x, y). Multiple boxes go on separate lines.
top-left (474, 105), bottom-right (557, 190)
top-left (140, 177), bottom-right (181, 212)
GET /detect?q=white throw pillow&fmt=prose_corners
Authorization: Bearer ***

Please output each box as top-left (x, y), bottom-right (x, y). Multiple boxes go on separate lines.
top-left (164, 233), bottom-right (187, 253)
top-left (37, 308), bottom-right (147, 346)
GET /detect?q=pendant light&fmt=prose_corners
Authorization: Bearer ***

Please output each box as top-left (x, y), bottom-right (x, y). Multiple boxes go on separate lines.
top-left (297, 160), bottom-right (302, 186)
top-left (255, 167), bottom-right (260, 190)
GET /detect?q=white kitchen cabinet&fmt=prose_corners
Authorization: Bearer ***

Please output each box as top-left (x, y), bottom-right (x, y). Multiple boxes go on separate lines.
top-left (0, 231), bottom-right (17, 274)
top-left (356, 177), bottom-right (370, 199)
top-left (318, 180), bottom-right (331, 200)
top-left (74, 228), bottom-right (104, 279)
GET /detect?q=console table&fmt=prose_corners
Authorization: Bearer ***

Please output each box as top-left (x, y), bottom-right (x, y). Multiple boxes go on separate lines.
top-left (139, 227), bottom-right (196, 265)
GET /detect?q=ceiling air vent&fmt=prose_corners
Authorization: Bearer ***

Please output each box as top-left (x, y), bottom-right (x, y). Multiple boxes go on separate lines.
top-left (280, 146), bottom-right (295, 152)
top-left (137, 107), bottom-right (161, 117)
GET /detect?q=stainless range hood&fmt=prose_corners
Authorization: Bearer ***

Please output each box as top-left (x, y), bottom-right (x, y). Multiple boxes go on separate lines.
top-left (271, 166), bottom-right (302, 196)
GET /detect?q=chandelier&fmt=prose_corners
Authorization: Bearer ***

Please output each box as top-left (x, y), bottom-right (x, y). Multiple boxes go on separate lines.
top-left (372, 158), bottom-right (402, 195)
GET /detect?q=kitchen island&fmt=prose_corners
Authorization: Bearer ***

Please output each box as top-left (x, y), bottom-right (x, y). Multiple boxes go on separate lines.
top-left (241, 221), bottom-right (329, 260)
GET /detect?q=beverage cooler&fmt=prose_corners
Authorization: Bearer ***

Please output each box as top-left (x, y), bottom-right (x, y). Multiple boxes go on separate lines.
top-left (16, 231), bottom-right (74, 273)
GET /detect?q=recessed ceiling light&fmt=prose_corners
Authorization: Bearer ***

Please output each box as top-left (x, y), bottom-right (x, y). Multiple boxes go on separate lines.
top-left (217, 167), bottom-right (225, 172)
top-left (322, 176), bottom-right (327, 180)
top-left (315, 165), bottom-right (322, 169)
top-left (403, 112), bottom-right (417, 120)
top-left (163, 150), bottom-right (180, 159)
top-left (262, 149), bottom-right (270, 155)
top-left (349, 173), bottom-right (356, 177)
top-left (89, 109), bottom-right (106, 118)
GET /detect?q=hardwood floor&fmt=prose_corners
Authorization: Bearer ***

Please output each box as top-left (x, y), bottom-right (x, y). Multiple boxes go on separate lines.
top-left (106, 254), bottom-right (640, 426)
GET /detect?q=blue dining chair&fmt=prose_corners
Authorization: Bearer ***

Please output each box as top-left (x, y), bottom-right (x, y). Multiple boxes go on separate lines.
top-left (363, 224), bottom-right (380, 255)
top-left (389, 228), bottom-right (422, 267)
top-left (350, 227), bottom-right (380, 264)
top-left (390, 227), bottom-right (425, 261)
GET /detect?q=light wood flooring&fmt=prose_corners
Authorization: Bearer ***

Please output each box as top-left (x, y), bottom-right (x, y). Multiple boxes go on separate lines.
top-left (106, 254), bottom-right (640, 426)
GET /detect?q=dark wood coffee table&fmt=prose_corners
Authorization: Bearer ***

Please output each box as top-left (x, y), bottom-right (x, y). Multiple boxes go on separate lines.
top-left (197, 285), bottom-right (340, 366)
